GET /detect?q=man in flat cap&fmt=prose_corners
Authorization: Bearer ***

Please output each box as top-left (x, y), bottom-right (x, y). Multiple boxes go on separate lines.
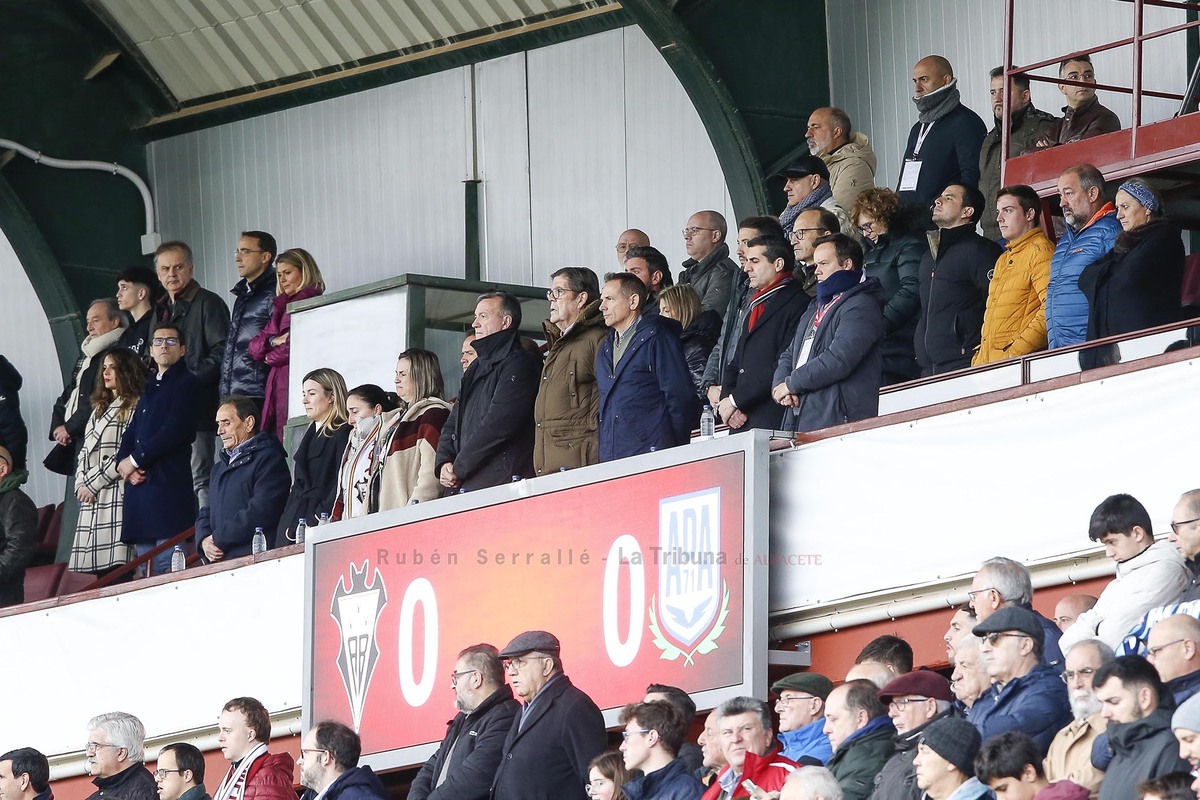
top-left (911, 717), bottom-right (987, 800)
top-left (968, 606), bottom-right (1071, 756)
top-left (778, 155), bottom-right (851, 237)
top-left (870, 671), bottom-right (954, 800)
top-left (490, 630), bottom-right (606, 800)
top-left (772, 673), bottom-right (834, 764)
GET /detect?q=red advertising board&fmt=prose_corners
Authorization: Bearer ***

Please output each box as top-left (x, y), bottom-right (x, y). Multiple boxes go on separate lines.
top-left (306, 444), bottom-right (765, 769)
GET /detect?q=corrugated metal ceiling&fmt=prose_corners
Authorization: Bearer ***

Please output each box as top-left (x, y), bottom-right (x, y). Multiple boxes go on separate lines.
top-left (91, 0), bottom-right (618, 104)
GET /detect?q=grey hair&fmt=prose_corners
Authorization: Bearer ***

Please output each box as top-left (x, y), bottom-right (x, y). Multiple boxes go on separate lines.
top-left (1066, 638), bottom-right (1116, 665)
top-left (715, 695), bottom-right (772, 733)
top-left (981, 556), bottom-right (1032, 605)
top-left (89, 297), bottom-right (126, 326)
top-left (87, 712), bottom-right (145, 761)
top-left (933, 699), bottom-right (953, 714)
top-left (784, 765), bottom-right (844, 800)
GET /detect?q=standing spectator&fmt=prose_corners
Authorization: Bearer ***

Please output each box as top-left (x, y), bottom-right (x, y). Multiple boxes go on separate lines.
top-left (219, 231), bottom-right (277, 406)
top-left (1046, 165), bottom-right (1120, 349)
top-left (589, 752), bottom-right (634, 800)
top-left (460, 334), bottom-right (477, 372)
top-left (773, 234), bottom-right (886, 433)
top-left (1037, 56), bottom-right (1122, 147)
top-left (376, 350), bottom-right (451, 510)
top-left (154, 241), bottom-right (230, 507)
top-left (871, 672), bottom-right (956, 800)
top-left (437, 292), bottom-right (540, 491)
top-left (0, 356), bottom-right (28, 471)
top-left (772, 673), bottom-right (834, 764)
top-left (534, 267), bottom-right (607, 476)
top-left (596, 273), bottom-right (697, 460)
top-left (898, 56), bottom-right (986, 209)
top-left (296, 721), bottom-right (387, 800)
top-left (618, 701), bottom-right (706, 800)
top-left (778, 157), bottom-right (852, 236)
top-left (679, 211), bottom-right (738, 317)
top-left (47, 298), bottom-right (126, 473)
top-left (703, 697), bottom-right (798, 800)
top-left (979, 68), bottom-right (1057, 241)
top-left (910, 718), bottom-right (987, 800)
top-left (69, 349), bottom-right (146, 576)
top-left (659, 285), bottom-right (721, 401)
top-left (717, 236), bottom-right (809, 432)
top-left (1078, 178), bottom-right (1185, 370)
top-left (115, 324), bottom-right (200, 577)
top-left (792, 209), bottom-right (846, 299)
top-left (616, 229), bottom-right (652, 266)
top-left (807, 107), bottom-right (877, 214)
top-left (115, 266), bottom-right (161, 362)
top-left (914, 184), bottom-right (1002, 375)
top-left (276, 368), bottom-right (351, 546)
top-left (824, 681), bottom-right (894, 800)
top-left (83, 712), bottom-right (158, 800)
top-left (851, 189), bottom-right (925, 385)
top-left (248, 247), bottom-right (325, 441)
top-left (0, 748), bottom-right (53, 800)
top-left (154, 743), bottom-right (209, 800)
top-left (212, 697), bottom-right (295, 800)
top-left (626, 246), bottom-right (674, 317)
top-left (1045, 639), bottom-right (1112, 797)
top-left (0, 443), bottom-right (35, 608)
top-left (196, 396), bottom-right (291, 563)
top-left (331, 385), bottom-right (400, 520)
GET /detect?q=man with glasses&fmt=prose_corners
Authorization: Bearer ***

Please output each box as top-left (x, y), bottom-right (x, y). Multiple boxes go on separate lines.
top-left (771, 673), bottom-right (834, 765)
top-left (967, 557), bottom-right (1063, 667)
top-left (0, 444), bottom-right (35, 607)
top-left (491, 631), bottom-right (605, 800)
top-left (679, 211), bottom-right (737, 318)
top-left (296, 721), bottom-right (386, 800)
top-left (1045, 639), bottom-right (1112, 796)
top-left (968, 606), bottom-right (1071, 755)
top-left (616, 229), bottom-right (651, 266)
top-left (154, 743), bottom-right (209, 800)
top-left (789, 209), bottom-right (840, 297)
top-left (219, 231), bottom-right (276, 414)
top-left (212, 697), bottom-right (294, 800)
top-left (1169, 489), bottom-right (1200, 602)
top-left (618, 701), bottom-right (705, 799)
top-left (0, 748), bottom-right (52, 800)
top-left (154, 241), bottom-right (230, 507)
top-left (871, 672), bottom-right (954, 800)
top-left (702, 696), bottom-right (797, 800)
top-left (1145, 614), bottom-right (1200, 705)
top-left (83, 712), bottom-right (158, 800)
top-left (409, 644), bottom-right (517, 800)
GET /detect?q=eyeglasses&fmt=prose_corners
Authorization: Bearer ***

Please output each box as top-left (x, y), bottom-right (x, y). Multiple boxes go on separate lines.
top-left (621, 729), bottom-right (652, 740)
top-left (85, 742), bottom-right (120, 754)
top-left (585, 779), bottom-right (613, 796)
top-left (980, 631), bottom-right (1030, 646)
top-left (503, 654), bottom-right (549, 672)
top-left (1147, 639), bottom-right (1187, 659)
top-left (788, 228), bottom-right (826, 243)
top-left (546, 287), bottom-right (575, 300)
top-left (888, 696), bottom-right (929, 709)
top-left (776, 694), bottom-right (817, 706)
top-left (151, 337), bottom-right (180, 347)
top-left (1060, 667), bottom-right (1096, 684)
top-left (615, 243), bottom-right (634, 252)
top-left (1172, 517), bottom-right (1200, 535)
top-left (450, 669), bottom-right (478, 686)
top-left (154, 769), bottom-right (183, 779)
top-left (856, 221), bottom-right (877, 236)
top-left (235, 248), bottom-right (264, 256)
top-left (966, 587), bottom-right (998, 601)
top-left (299, 748), bottom-right (328, 761)
top-left (682, 227), bottom-right (715, 238)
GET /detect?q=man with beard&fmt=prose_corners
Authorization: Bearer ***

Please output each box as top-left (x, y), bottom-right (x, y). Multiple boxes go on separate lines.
top-left (807, 107), bottom-right (877, 214)
top-left (1044, 640), bottom-right (1113, 797)
top-left (297, 722), bottom-right (386, 800)
top-left (943, 607), bottom-right (976, 663)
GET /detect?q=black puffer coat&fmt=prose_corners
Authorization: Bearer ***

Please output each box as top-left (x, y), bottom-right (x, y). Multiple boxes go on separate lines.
top-left (861, 205), bottom-right (926, 385)
top-left (680, 309), bottom-right (721, 398)
top-left (220, 267), bottom-right (275, 398)
top-left (0, 357), bottom-right (28, 470)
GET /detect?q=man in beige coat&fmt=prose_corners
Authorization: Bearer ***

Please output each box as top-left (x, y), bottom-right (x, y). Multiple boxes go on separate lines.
top-left (1044, 639), bottom-right (1111, 798)
top-left (808, 107), bottom-right (877, 214)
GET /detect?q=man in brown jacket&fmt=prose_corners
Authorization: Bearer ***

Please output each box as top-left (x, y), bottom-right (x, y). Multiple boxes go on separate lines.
top-left (532, 267), bottom-right (607, 476)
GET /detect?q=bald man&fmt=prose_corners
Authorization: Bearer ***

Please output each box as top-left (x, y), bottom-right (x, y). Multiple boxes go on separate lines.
top-left (616, 229), bottom-right (651, 266)
top-left (898, 55), bottom-right (986, 208)
top-left (1054, 595), bottom-right (1098, 633)
top-left (1147, 614), bottom-right (1200, 705)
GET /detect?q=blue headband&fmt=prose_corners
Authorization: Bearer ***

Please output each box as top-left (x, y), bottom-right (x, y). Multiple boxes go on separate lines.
top-left (1118, 181), bottom-right (1160, 213)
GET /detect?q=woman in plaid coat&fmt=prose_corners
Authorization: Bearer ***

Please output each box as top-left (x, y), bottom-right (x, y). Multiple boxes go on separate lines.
top-left (69, 349), bottom-right (146, 575)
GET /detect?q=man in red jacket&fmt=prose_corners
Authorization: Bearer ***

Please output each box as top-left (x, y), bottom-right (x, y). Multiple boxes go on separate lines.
top-left (702, 697), bottom-right (799, 799)
top-left (212, 697), bottom-right (295, 800)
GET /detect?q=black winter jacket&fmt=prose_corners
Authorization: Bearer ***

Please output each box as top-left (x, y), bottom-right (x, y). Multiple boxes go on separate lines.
top-left (156, 282), bottom-right (231, 431)
top-left (0, 356), bottom-right (28, 470)
top-left (85, 764), bottom-right (159, 800)
top-left (862, 206), bottom-right (926, 385)
top-left (914, 224), bottom-right (1001, 375)
top-left (701, 271), bottom-right (750, 390)
top-left (409, 685), bottom-right (520, 800)
top-left (275, 421), bottom-right (351, 548)
top-left (1098, 707), bottom-right (1191, 800)
top-left (220, 267), bottom-right (276, 398)
top-left (196, 432), bottom-right (291, 561)
top-left (0, 486), bottom-right (37, 607)
top-left (436, 327), bottom-right (541, 491)
top-left (681, 310), bottom-right (721, 398)
top-left (898, 102), bottom-right (987, 208)
top-left (680, 243), bottom-right (738, 317)
top-left (300, 767), bottom-right (387, 800)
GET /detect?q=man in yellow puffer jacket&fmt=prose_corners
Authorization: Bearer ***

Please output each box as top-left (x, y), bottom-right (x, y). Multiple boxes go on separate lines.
top-left (972, 185), bottom-right (1053, 365)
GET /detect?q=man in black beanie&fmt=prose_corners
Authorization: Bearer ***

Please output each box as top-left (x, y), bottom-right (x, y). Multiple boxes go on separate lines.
top-left (912, 717), bottom-right (988, 800)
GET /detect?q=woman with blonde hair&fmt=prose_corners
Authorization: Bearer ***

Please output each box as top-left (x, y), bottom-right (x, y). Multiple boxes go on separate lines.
top-left (249, 247), bottom-right (326, 439)
top-left (376, 348), bottom-right (453, 511)
top-left (658, 284), bottom-right (720, 400)
top-left (275, 367), bottom-right (350, 546)
top-left (69, 348), bottom-right (147, 575)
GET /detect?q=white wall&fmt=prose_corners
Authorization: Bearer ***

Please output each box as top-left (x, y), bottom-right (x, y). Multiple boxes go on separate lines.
top-left (828, 0), bottom-right (1188, 191)
top-left (148, 25), bottom-right (734, 298)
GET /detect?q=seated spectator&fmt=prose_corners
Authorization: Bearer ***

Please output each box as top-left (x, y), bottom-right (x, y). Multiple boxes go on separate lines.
top-left (848, 636), bottom-right (914, 689)
top-left (972, 185), bottom-right (1053, 366)
top-left (773, 234), bottom-right (886, 433)
top-left (914, 184), bottom-right (1002, 376)
top-left (944, 606), bottom-right (977, 662)
top-left (331, 384), bottom-right (401, 520)
top-left (297, 721), bottom-right (386, 800)
top-left (627, 246), bottom-right (675, 317)
top-left (950, 637), bottom-right (989, 711)
top-left (1078, 179), bottom-right (1185, 370)
top-left (851, 189), bottom-right (925, 385)
top-left (1171, 693), bottom-right (1200, 794)
top-left (976, 731), bottom-right (1086, 800)
top-left (778, 156), bottom-right (852, 236)
top-left (969, 606), bottom-right (1072, 755)
top-left (196, 396), bottom-right (291, 563)
top-left (1135, 773), bottom-right (1195, 800)
top-left (154, 743), bottom-right (208, 800)
top-left (0, 356), bottom-right (28, 472)
top-left (1094, 656), bottom-right (1191, 800)
top-left (248, 247), bottom-right (325, 441)
top-left (597, 273), bottom-right (696, 460)
top-left (69, 348), bottom-right (146, 576)
top-left (1172, 489), bottom-right (1200, 602)
top-left (1044, 640), bottom-right (1113, 797)
top-left (213, 697), bottom-right (295, 800)
top-left (825, 680), bottom-right (895, 800)
top-left (703, 696), bottom-right (798, 800)
top-left (659, 284), bottom-right (721, 402)
top-left (378, 351), bottom-right (451, 509)
top-left (871, 671), bottom-right (955, 800)
top-left (1055, 595), bottom-right (1099, 634)
top-left (1059, 494), bottom-right (1189, 654)
top-left (679, 211), bottom-right (738, 317)
top-left (969, 556), bottom-right (1064, 666)
top-left (534, 267), bottom-right (607, 476)
top-left (589, 751), bottom-right (634, 800)
top-left (716, 236), bottom-right (809, 432)
top-left (116, 266), bottom-right (161, 363)
top-left (782, 766), bottom-right (845, 800)
top-left (617, 229), bottom-right (652, 266)
top-left (1036, 56), bottom-right (1121, 148)
top-left (83, 712), bottom-right (158, 800)
top-left (910, 717), bottom-right (987, 800)
top-left (808, 107), bottom-right (877, 213)
top-left (0, 748), bottom-right (52, 800)
top-left (772, 673), bottom-right (835, 765)
top-left (619, 701), bottom-right (705, 800)
top-left (276, 369), bottom-right (351, 546)
top-left (1147, 614), bottom-right (1200, 705)
top-left (790, 209), bottom-right (842, 297)
top-left (644, 684), bottom-right (705, 776)
top-left (437, 292), bottom-right (540, 491)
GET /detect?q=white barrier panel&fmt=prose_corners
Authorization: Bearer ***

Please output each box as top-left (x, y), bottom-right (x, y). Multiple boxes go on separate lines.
top-left (770, 355), bottom-right (1200, 613)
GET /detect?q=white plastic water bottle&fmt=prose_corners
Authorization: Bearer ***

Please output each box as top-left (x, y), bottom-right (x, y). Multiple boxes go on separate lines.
top-left (170, 545), bottom-right (186, 573)
top-left (252, 527), bottom-right (267, 554)
top-left (317, 512), bottom-right (331, 526)
top-left (699, 405), bottom-right (715, 440)
top-left (294, 518), bottom-right (307, 545)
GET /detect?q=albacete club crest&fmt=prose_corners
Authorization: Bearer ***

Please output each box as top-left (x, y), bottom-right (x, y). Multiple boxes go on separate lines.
top-left (648, 487), bottom-right (730, 665)
top-left (330, 560), bottom-right (388, 731)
